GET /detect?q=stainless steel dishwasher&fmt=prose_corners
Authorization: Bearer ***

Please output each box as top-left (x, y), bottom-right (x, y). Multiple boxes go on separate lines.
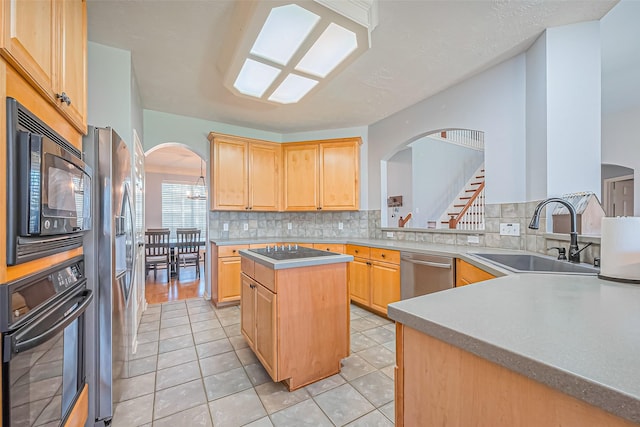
top-left (400, 252), bottom-right (455, 299)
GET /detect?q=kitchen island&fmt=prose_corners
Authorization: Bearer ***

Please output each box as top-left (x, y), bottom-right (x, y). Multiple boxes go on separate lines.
top-left (239, 246), bottom-right (353, 390)
top-left (389, 274), bottom-right (640, 426)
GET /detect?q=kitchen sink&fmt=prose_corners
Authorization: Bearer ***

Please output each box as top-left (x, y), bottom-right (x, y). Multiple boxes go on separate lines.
top-left (469, 253), bottom-right (599, 275)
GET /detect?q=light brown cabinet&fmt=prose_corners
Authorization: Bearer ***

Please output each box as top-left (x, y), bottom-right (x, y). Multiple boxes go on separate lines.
top-left (209, 133), bottom-right (281, 211)
top-left (283, 138), bottom-right (361, 211)
top-left (313, 243), bottom-right (345, 253)
top-left (455, 259), bottom-right (495, 286)
top-left (211, 244), bottom-right (248, 307)
top-left (0, 0), bottom-right (87, 133)
top-left (240, 256), bottom-right (349, 390)
top-left (346, 245), bottom-right (400, 316)
top-left (241, 271), bottom-right (277, 379)
top-left (395, 324), bottom-right (637, 427)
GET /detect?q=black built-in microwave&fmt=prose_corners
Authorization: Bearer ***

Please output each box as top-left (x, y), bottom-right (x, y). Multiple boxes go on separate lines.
top-left (6, 97), bottom-right (92, 265)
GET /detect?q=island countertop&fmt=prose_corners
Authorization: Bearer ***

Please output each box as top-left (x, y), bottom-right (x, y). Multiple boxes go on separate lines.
top-left (388, 274), bottom-right (640, 423)
top-left (239, 247), bottom-right (353, 270)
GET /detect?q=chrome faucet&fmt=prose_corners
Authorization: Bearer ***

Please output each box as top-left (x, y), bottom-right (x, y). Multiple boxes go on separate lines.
top-left (528, 198), bottom-right (582, 263)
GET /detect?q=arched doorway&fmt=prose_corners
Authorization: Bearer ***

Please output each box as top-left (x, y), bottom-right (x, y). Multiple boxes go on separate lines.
top-left (144, 143), bottom-right (208, 303)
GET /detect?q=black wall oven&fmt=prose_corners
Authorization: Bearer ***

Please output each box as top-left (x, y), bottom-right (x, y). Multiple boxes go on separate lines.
top-left (6, 97), bottom-right (92, 265)
top-left (1, 256), bottom-right (92, 426)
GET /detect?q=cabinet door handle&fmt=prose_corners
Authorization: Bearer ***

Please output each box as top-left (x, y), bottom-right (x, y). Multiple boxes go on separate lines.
top-left (317, 207), bottom-right (322, 210)
top-left (56, 92), bottom-right (71, 106)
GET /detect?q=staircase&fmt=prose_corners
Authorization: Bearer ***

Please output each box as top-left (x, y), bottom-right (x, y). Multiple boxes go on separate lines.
top-left (439, 164), bottom-right (485, 230)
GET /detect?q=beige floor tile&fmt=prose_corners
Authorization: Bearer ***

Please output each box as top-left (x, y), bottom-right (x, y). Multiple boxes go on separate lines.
top-left (203, 367), bottom-right (252, 401)
top-left (153, 404), bottom-right (213, 427)
top-left (270, 399), bottom-right (333, 426)
top-left (113, 372), bottom-right (155, 402)
top-left (155, 360), bottom-right (202, 390)
top-left (254, 381), bottom-right (310, 414)
top-left (314, 383), bottom-right (375, 426)
top-left (154, 379), bottom-right (207, 419)
top-left (209, 388), bottom-right (267, 427)
top-left (112, 393), bottom-right (154, 426)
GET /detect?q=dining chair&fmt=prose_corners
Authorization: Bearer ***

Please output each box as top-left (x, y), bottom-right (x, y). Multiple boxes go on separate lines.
top-left (145, 229), bottom-right (171, 282)
top-left (175, 228), bottom-right (202, 280)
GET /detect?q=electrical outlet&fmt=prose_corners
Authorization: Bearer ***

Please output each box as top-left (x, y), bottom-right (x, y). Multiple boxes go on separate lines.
top-left (467, 235), bottom-right (480, 244)
top-left (243, 223), bottom-right (249, 231)
top-left (386, 231), bottom-right (394, 238)
top-left (499, 223), bottom-right (520, 236)
top-left (338, 222), bottom-right (343, 230)
top-left (223, 223), bottom-right (229, 231)
top-left (287, 223), bottom-right (292, 230)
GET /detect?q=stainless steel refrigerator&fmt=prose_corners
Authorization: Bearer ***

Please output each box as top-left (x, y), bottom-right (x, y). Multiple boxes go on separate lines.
top-left (83, 126), bottom-right (136, 426)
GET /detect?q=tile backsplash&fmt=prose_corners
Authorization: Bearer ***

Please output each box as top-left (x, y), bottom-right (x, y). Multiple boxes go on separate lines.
top-left (209, 201), bottom-right (600, 264)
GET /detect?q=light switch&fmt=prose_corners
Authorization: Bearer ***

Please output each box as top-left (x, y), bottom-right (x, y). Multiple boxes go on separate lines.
top-left (287, 223), bottom-right (292, 230)
top-left (223, 223), bottom-right (229, 231)
top-left (243, 223), bottom-right (249, 231)
top-left (338, 222), bottom-right (343, 230)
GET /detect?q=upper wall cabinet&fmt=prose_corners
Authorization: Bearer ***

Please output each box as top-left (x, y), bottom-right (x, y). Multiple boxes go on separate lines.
top-left (283, 138), bottom-right (361, 211)
top-left (0, 0), bottom-right (87, 133)
top-left (209, 133), bottom-right (281, 211)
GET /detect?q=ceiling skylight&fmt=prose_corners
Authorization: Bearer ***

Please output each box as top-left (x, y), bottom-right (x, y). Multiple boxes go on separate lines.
top-left (234, 59), bottom-right (281, 97)
top-left (269, 74), bottom-right (319, 104)
top-left (220, 1), bottom-right (377, 105)
top-left (250, 5), bottom-right (320, 66)
top-left (295, 23), bottom-right (358, 78)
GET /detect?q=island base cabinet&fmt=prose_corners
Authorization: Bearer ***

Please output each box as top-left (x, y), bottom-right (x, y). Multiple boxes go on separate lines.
top-left (240, 275), bottom-right (256, 348)
top-left (255, 283), bottom-right (277, 379)
top-left (241, 260), bottom-right (349, 391)
top-left (395, 324), bottom-right (639, 427)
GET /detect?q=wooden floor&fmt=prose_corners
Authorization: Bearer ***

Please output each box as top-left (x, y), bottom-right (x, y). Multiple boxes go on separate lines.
top-left (145, 263), bottom-right (205, 304)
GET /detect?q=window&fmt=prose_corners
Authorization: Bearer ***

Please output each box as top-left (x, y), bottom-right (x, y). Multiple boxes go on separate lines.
top-left (161, 181), bottom-right (207, 235)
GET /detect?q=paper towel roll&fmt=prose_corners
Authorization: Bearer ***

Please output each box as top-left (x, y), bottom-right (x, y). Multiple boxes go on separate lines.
top-left (599, 217), bottom-right (640, 283)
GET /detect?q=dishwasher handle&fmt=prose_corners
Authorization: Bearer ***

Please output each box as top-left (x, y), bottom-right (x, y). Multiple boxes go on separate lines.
top-left (401, 257), bottom-right (452, 269)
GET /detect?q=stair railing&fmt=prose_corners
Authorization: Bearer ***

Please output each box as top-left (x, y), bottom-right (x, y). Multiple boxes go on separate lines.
top-left (449, 182), bottom-right (485, 230)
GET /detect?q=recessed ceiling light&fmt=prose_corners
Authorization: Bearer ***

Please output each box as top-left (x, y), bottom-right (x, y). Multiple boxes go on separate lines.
top-left (295, 23), bottom-right (358, 78)
top-left (250, 4), bottom-right (320, 66)
top-left (233, 58), bottom-right (281, 97)
top-left (269, 74), bottom-right (319, 104)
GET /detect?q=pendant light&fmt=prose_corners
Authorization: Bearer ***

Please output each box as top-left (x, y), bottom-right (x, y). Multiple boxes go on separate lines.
top-left (186, 159), bottom-right (207, 200)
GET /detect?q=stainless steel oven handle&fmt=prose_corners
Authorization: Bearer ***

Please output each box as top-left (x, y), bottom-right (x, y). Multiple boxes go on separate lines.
top-left (401, 258), bottom-right (452, 269)
top-left (12, 288), bottom-right (93, 354)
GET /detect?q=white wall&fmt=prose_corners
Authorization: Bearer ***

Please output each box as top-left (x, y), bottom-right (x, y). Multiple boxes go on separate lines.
top-left (601, 0), bottom-right (640, 215)
top-left (386, 148), bottom-right (412, 225)
top-left (143, 110), bottom-right (282, 158)
top-left (525, 33), bottom-right (548, 200)
top-left (412, 137), bottom-right (484, 225)
top-left (87, 42), bottom-right (133, 140)
top-left (368, 54), bottom-right (527, 210)
top-left (602, 107), bottom-right (640, 214)
top-left (546, 22), bottom-right (602, 198)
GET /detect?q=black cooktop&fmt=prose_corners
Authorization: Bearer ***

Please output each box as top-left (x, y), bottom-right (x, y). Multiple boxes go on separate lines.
top-left (248, 246), bottom-right (338, 261)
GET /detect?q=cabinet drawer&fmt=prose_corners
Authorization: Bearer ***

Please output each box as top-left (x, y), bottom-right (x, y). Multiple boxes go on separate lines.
top-left (313, 243), bottom-right (344, 253)
top-left (218, 245), bottom-right (249, 257)
top-left (241, 257), bottom-right (255, 278)
top-left (456, 259), bottom-right (495, 286)
top-left (346, 245), bottom-right (370, 258)
top-left (370, 248), bottom-right (400, 264)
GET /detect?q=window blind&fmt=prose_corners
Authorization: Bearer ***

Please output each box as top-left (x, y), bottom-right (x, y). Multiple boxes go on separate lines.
top-left (161, 181), bottom-right (207, 236)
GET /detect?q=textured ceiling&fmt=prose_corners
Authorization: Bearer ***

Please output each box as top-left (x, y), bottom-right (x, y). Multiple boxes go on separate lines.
top-left (87, 0), bottom-right (617, 134)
